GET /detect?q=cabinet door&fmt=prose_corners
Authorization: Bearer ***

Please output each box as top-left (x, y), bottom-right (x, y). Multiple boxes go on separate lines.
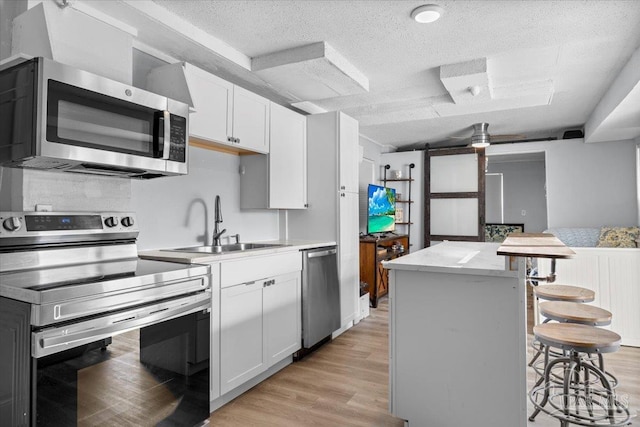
top-left (338, 113), bottom-right (359, 193)
top-left (269, 103), bottom-right (307, 208)
top-left (184, 64), bottom-right (233, 145)
top-left (220, 281), bottom-right (265, 395)
top-left (338, 191), bottom-right (360, 326)
top-left (232, 86), bottom-right (270, 153)
top-left (263, 272), bottom-right (301, 366)
top-left (209, 263), bottom-right (221, 401)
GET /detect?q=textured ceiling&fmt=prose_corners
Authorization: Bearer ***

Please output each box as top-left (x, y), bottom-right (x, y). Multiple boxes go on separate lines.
top-left (146, 0), bottom-right (640, 148)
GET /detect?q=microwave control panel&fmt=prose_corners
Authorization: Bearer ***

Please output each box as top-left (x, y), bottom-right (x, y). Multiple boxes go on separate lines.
top-left (169, 115), bottom-right (187, 162)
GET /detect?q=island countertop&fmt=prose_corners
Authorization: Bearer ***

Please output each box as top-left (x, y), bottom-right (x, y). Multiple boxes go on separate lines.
top-left (382, 241), bottom-right (517, 277)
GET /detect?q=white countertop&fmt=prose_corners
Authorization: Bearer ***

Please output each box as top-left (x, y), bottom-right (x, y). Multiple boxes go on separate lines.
top-left (139, 239), bottom-right (336, 264)
top-left (383, 241), bottom-right (518, 277)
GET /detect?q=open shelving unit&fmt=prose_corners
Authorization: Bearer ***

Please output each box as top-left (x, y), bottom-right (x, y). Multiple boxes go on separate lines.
top-left (382, 163), bottom-right (415, 248)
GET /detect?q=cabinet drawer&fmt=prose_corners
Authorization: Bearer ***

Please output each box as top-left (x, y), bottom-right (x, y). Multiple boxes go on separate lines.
top-left (221, 251), bottom-right (302, 288)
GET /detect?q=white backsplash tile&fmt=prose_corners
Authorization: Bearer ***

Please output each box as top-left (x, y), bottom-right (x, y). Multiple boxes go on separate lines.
top-left (5, 168), bottom-right (131, 212)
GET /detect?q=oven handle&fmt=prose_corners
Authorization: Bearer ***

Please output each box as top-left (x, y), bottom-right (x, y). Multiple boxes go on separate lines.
top-left (33, 291), bottom-right (211, 358)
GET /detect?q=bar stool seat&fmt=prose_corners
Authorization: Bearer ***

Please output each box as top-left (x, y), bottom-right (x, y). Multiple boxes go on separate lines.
top-left (531, 302), bottom-right (618, 388)
top-left (529, 323), bottom-right (630, 426)
top-left (529, 285), bottom-right (598, 370)
top-left (534, 323), bottom-right (620, 353)
top-left (533, 284), bottom-right (595, 302)
top-left (539, 301), bottom-right (612, 326)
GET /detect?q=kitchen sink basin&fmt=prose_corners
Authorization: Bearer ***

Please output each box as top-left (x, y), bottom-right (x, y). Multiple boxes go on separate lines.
top-left (172, 243), bottom-right (287, 254)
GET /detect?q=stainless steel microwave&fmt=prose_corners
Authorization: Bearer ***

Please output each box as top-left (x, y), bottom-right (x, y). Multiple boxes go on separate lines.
top-left (0, 57), bottom-right (189, 178)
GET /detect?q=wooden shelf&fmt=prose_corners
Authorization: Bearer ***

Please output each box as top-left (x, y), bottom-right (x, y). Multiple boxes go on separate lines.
top-left (360, 234), bottom-right (409, 308)
top-left (382, 163), bottom-right (415, 251)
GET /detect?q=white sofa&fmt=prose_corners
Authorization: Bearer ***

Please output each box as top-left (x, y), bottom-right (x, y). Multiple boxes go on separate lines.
top-left (538, 227), bottom-right (640, 347)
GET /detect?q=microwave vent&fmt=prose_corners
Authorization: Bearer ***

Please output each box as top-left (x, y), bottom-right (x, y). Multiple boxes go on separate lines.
top-left (11, 157), bottom-right (72, 170)
top-left (67, 163), bottom-right (146, 178)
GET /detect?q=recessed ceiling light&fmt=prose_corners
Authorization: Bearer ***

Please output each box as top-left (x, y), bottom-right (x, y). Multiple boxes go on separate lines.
top-left (411, 4), bottom-right (444, 23)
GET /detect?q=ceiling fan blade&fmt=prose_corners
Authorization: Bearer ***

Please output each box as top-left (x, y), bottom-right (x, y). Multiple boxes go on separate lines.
top-left (489, 134), bottom-right (526, 142)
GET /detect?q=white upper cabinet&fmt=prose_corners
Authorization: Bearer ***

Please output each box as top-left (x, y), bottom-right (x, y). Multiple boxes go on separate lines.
top-left (146, 62), bottom-right (269, 153)
top-left (338, 114), bottom-right (359, 193)
top-left (269, 102), bottom-right (306, 208)
top-left (184, 64), bottom-right (233, 144)
top-left (240, 102), bottom-right (307, 209)
top-left (232, 86), bottom-right (270, 153)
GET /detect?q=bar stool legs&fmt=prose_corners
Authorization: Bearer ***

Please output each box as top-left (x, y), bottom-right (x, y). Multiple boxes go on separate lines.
top-left (528, 323), bottom-right (631, 426)
top-left (529, 350), bottom-right (629, 426)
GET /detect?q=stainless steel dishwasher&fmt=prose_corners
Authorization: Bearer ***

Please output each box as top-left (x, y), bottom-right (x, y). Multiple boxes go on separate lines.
top-left (301, 246), bottom-right (341, 350)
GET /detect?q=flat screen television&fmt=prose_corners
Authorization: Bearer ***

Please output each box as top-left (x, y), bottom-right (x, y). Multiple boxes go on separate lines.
top-left (367, 184), bottom-right (396, 234)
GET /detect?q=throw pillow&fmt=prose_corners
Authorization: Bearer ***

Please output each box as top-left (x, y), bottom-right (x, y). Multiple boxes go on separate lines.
top-left (596, 227), bottom-right (640, 248)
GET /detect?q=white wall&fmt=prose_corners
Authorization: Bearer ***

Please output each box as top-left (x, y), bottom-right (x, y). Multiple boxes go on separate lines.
top-left (487, 160), bottom-right (548, 232)
top-left (0, 0), bottom-right (27, 61)
top-left (0, 167), bottom-right (131, 212)
top-left (488, 138), bottom-right (638, 228)
top-left (131, 147), bottom-right (279, 250)
top-left (0, 148), bottom-right (280, 250)
top-left (485, 173), bottom-right (504, 223)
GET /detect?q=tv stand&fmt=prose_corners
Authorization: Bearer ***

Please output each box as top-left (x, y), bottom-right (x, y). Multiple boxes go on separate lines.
top-left (359, 234), bottom-right (409, 308)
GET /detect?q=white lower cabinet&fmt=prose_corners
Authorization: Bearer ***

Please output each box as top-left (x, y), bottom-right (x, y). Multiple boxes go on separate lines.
top-left (220, 280), bottom-right (265, 395)
top-left (264, 272), bottom-right (301, 365)
top-left (218, 253), bottom-right (302, 397)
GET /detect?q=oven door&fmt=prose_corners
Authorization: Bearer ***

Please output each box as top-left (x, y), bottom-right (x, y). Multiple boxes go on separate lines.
top-left (38, 58), bottom-right (188, 175)
top-left (32, 292), bottom-right (211, 426)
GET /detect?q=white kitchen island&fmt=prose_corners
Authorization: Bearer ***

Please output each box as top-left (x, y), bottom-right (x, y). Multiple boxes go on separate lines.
top-left (384, 241), bottom-right (527, 427)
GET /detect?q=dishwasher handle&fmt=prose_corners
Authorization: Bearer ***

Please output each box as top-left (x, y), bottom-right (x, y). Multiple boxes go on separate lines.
top-left (306, 248), bottom-right (337, 259)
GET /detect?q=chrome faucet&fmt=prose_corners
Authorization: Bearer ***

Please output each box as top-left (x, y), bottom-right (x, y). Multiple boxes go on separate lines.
top-left (212, 195), bottom-right (226, 246)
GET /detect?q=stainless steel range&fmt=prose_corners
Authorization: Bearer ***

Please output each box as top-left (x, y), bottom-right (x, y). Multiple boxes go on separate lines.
top-left (0, 211), bottom-right (211, 427)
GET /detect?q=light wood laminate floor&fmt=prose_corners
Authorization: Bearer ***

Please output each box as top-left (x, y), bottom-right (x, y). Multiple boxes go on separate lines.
top-left (209, 299), bottom-right (639, 426)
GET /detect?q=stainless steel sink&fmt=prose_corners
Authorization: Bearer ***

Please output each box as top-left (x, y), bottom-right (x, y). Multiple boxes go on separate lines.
top-left (172, 243), bottom-right (287, 254)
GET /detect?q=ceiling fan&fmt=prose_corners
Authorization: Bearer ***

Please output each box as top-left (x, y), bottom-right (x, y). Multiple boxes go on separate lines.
top-left (449, 123), bottom-right (526, 148)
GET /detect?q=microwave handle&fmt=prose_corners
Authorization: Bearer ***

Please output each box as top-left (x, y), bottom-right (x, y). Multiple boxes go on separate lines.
top-left (162, 110), bottom-right (171, 160)
top-left (154, 110), bottom-right (172, 159)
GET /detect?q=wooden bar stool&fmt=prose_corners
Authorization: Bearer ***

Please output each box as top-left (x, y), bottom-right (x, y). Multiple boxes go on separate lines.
top-left (531, 302), bottom-right (617, 388)
top-left (529, 323), bottom-right (630, 426)
top-left (539, 301), bottom-right (611, 326)
top-left (532, 284), bottom-right (595, 303)
top-left (529, 285), bottom-right (596, 368)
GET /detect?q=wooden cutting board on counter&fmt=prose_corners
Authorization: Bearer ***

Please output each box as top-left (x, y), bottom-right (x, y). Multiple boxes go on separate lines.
top-left (497, 233), bottom-right (575, 259)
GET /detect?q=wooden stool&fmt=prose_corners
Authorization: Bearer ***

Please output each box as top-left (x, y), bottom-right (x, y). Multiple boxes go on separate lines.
top-left (532, 284), bottom-right (595, 303)
top-left (539, 301), bottom-right (611, 326)
top-left (531, 302), bottom-right (616, 387)
top-left (529, 286), bottom-right (597, 369)
top-left (529, 323), bottom-right (630, 426)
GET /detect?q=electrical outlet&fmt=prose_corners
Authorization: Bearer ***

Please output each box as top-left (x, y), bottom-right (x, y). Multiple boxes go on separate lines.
top-left (521, 210), bottom-right (527, 216)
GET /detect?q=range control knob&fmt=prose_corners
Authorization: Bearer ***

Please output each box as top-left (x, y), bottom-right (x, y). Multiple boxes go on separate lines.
top-left (104, 216), bottom-right (118, 228)
top-left (121, 216), bottom-right (135, 227)
top-left (2, 217), bottom-right (22, 232)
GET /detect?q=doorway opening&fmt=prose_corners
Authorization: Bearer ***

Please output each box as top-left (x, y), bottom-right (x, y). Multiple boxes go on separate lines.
top-left (485, 152), bottom-right (548, 233)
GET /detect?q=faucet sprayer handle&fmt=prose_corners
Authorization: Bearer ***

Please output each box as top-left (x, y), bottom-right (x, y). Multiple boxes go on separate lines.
top-left (215, 195), bottom-right (223, 223)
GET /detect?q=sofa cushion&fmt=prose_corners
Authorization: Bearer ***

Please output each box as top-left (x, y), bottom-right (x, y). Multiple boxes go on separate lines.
top-left (544, 228), bottom-right (601, 247)
top-left (596, 227), bottom-right (640, 248)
